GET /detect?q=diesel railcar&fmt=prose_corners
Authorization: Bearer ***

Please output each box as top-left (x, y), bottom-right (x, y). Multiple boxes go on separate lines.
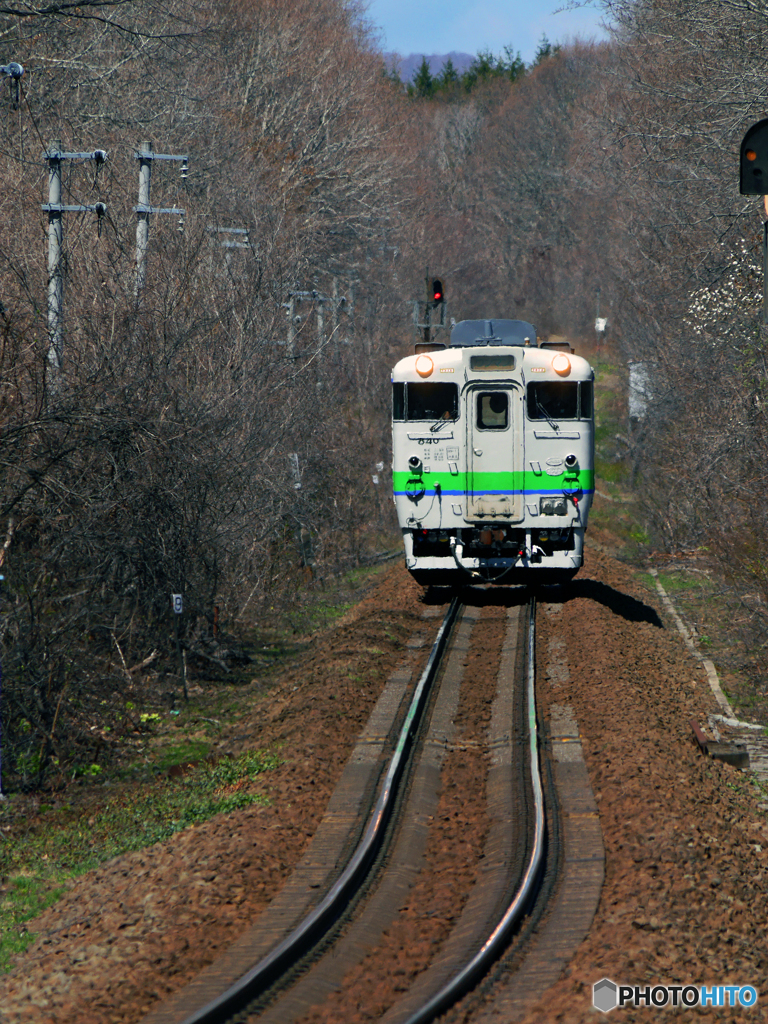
top-left (392, 318), bottom-right (594, 586)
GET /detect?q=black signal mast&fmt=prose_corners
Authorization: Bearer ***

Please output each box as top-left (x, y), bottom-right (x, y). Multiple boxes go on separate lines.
top-left (413, 266), bottom-right (447, 343)
top-left (740, 118), bottom-right (768, 324)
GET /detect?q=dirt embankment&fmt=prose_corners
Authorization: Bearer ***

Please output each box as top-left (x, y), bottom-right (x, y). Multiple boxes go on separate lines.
top-left (4, 543), bottom-right (768, 1024)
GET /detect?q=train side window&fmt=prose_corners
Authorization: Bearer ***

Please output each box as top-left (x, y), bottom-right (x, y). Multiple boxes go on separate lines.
top-left (527, 382), bottom-right (579, 420)
top-left (477, 391), bottom-right (508, 430)
top-left (392, 382), bottom-right (405, 421)
top-left (580, 380), bottom-right (593, 419)
top-left (406, 382), bottom-right (458, 421)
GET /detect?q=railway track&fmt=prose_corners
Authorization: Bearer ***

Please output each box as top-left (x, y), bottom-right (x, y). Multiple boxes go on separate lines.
top-left (141, 588), bottom-right (602, 1024)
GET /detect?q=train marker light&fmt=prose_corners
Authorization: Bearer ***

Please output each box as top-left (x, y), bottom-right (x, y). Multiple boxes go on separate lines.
top-left (415, 354), bottom-right (434, 377)
top-left (552, 353), bottom-right (571, 376)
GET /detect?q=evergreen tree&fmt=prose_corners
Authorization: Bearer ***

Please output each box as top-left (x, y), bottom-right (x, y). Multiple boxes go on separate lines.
top-left (383, 60), bottom-right (406, 92)
top-left (503, 45), bottom-right (525, 81)
top-left (532, 35), bottom-right (561, 66)
top-left (438, 57), bottom-right (459, 89)
top-left (411, 56), bottom-right (435, 98)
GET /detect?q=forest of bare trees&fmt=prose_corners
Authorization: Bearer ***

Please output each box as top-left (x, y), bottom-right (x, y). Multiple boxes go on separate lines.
top-left (2, 0), bottom-right (768, 787)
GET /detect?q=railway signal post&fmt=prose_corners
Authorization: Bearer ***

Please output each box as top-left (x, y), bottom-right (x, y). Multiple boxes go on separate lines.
top-left (739, 118), bottom-right (768, 324)
top-left (412, 268), bottom-right (447, 344)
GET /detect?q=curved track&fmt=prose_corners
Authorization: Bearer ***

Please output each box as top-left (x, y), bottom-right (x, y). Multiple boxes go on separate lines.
top-left (140, 589), bottom-right (579, 1024)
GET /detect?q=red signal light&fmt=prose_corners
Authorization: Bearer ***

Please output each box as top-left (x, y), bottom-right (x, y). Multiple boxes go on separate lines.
top-left (431, 278), bottom-right (444, 305)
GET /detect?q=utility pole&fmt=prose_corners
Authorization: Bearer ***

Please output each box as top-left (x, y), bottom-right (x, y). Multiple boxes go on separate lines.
top-left (42, 141), bottom-right (107, 374)
top-left (287, 294), bottom-right (298, 358)
top-left (207, 226), bottom-right (250, 277)
top-left (316, 295), bottom-right (325, 359)
top-left (209, 226), bottom-right (249, 250)
top-left (286, 289), bottom-right (348, 360)
top-left (329, 278), bottom-right (350, 357)
top-left (46, 140), bottom-right (63, 372)
top-left (135, 140), bottom-right (152, 297)
top-left (331, 277), bottom-right (340, 349)
top-left (134, 140), bottom-right (188, 299)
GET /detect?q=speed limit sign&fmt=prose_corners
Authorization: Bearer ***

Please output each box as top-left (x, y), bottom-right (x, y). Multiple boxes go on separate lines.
top-left (171, 594), bottom-right (183, 614)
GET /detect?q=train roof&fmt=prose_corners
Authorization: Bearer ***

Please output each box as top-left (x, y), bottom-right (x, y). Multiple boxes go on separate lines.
top-left (449, 319), bottom-right (536, 347)
top-left (393, 317), bottom-right (592, 380)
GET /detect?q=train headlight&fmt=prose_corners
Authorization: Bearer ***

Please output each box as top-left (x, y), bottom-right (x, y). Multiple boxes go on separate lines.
top-left (564, 453), bottom-right (578, 469)
top-left (408, 455), bottom-right (423, 472)
top-left (415, 354), bottom-right (434, 378)
top-left (540, 497), bottom-right (567, 515)
top-left (552, 353), bottom-right (571, 376)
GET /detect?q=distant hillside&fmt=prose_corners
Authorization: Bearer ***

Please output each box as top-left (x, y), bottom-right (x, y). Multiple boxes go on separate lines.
top-left (384, 52), bottom-right (475, 84)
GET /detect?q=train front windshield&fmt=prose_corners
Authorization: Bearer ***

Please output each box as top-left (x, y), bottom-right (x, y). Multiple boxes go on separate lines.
top-left (527, 381), bottom-right (593, 421)
top-left (393, 382), bottom-right (459, 421)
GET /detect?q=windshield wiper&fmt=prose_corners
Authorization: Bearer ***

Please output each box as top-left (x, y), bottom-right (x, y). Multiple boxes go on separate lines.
top-left (429, 412), bottom-right (455, 433)
top-left (536, 395), bottom-right (559, 432)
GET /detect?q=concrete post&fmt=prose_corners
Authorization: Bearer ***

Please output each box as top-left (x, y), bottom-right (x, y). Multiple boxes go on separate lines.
top-left (136, 139), bottom-right (153, 297)
top-left (46, 139), bottom-right (63, 373)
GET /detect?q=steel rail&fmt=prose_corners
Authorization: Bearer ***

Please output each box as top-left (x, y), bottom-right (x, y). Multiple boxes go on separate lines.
top-left (401, 593), bottom-right (545, 1024)
top-left (178, 595), bottom-right (463, 1024)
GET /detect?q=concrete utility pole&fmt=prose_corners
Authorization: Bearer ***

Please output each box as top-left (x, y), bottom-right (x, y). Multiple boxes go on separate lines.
top-left (286, 285), bottom-right (351, 358)
top-left (42, 141), bottom-right (107, 374)
top-left (209, 226), bottom-right (249, 250)
top-left (134, 140), bottom-right (188, 299)
top-left (46, 140), bottom-right (63, 372)
top-left (207, 226), bottom-right (250, 276)
top-left (316, 298), bottom-right (325, 359)
top-left (135, 140), bottom-right (152, 297)
top-left (287, 295), bottom-right (298, 358)
top-left (330, 277), bottom-right (350, 354)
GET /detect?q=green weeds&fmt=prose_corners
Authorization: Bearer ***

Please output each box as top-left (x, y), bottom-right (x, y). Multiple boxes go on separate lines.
top-left (0, 748), bottom-right (280, 973)
top-left (156, 740), bottom-right (212, 771)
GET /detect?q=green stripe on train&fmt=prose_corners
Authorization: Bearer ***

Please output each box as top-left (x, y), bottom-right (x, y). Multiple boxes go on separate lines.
top-left (392, 469), bottom-right (594, 493)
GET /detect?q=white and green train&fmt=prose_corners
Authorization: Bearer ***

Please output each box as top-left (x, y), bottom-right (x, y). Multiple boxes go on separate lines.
top-left (391, 318), bottom-right (594, 586)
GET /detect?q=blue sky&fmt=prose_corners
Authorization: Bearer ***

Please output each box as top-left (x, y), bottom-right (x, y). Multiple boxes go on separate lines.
top-left (364, 1), bottom-right (609, 64)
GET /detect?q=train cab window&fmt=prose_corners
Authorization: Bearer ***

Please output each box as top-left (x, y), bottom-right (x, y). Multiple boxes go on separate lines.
top-left (392, 382), bottom-right (405, 420)
top-left (527, 382), bottom-right (579, 421)
top-left (477, 391), bottom-right (508, 430)
top-left (405, 382), bottom-right (458, 421)
top-left (580, 380), bottom-right (593, 419)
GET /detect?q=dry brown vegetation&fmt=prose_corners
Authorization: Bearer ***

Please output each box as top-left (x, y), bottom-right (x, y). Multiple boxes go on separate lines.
top-left (3, 0), bottom-right (768, 787)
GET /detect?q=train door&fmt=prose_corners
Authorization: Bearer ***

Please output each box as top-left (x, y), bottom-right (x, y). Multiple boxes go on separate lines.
top-left (466, 385), bottom-right (524, 521)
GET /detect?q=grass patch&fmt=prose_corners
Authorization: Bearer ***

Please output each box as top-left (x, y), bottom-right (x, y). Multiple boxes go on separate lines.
top-left (0, 877), bottom-right (67, 969)
top-left (0, 748), bottom-right (280, 973)
top-left (278, 560), bottom-right (394, 636)
top-left (656, 571), bottom-right (706, 594)
top-left (595, 455), bottom-right (629, 485)
top-left (155, 739), bottom-right (212, 771)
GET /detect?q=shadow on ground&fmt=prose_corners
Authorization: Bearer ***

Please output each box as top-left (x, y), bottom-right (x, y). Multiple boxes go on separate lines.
top-left (541, 578), bottom-right (663, 628)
